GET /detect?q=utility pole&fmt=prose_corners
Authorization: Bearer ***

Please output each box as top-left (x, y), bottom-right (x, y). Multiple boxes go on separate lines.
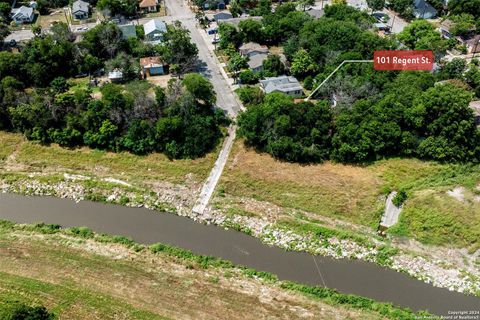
top-left (305, 60), bottom-right (374, 101)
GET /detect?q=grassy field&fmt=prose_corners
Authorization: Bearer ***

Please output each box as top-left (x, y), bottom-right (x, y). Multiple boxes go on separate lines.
top-left (216, 140), bottom-right (480, 249)
top-left (0, 224), bottom-right (395, 320)
top-left (0, 131), bottom-right (217, 186)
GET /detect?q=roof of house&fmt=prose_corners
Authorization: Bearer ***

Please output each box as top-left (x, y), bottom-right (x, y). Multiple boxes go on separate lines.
top-left (439, 19), bottom-right (454, 32)
top-left (108, 69), bottom-right (123, 79)
top-left (11, 6), bottom-right (34, 19)
top-left (470, 101), bottom-right (480, 116)
top-left (119, 24), bottom-right (137, 39)
top-left (239, 42), bottom-right (268, 55)
top-left (306, 9), bottom-right (324, 19)
top-left (260, 75), bottom-right (303, 94)
top-left (72, 0), bottom-right (89, 13)
top-left (413, 0), bottom-right (437, 18)
top-left (219, 16), bottom-right (262, 27)
top-left (247, 53), bottom-right (268, 70)
top-left (465, 35), bottom-right (480, 49)
top-left (143, 19), bottom-right (167, 35)
top-left (140, 56), bottom-right (164, 68)
top-left (139, 0), bottom-right (157, 8)
top-left (213, 12), bottom-right (233, 21)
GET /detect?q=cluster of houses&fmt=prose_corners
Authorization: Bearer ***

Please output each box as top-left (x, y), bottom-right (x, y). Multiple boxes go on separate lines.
top-left (439, 20), bottom-right (480, 55)
top-left (235, 41), bottom-right (304, 97)
top-left (109, 18), bottom-right (168, 82)
top-left (9, 0), bottom-right (160, 25)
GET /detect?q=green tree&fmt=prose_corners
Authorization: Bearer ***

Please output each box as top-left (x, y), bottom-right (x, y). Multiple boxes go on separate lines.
top-left (414, 84), bottom-right (480, 162)
top-left (262, 54), bottom-right (285, 77)
top-left (238, 19), bottom-right (265, 43)
top-left (106, 52), bottom-right (140, 81)
top-left (227, 53), bottom-right (248, 81)
top-left (366, 0), bottom-right (385, 11)
top-left (290, 49), bottom-right (317, 78)
top-left (182, 73), bottom-right (216, 106)
top-left (0, 303), bottom-right (55, 320)
top-left (159, 21), bottom-right (198, 75)
top-left (238, 93), bottom-right (333, 163)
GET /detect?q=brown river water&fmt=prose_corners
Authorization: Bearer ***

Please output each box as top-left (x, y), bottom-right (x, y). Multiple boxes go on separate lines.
top-left (0, 193), bottom-right (478, 316)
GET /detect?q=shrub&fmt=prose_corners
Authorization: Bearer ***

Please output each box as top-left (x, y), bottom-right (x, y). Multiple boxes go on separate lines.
top-left (392, 190), bottom-right (407, 207)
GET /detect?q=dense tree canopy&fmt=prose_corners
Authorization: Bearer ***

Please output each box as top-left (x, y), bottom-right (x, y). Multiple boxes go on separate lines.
top-left (239, 72), bottom-right (480, 164)
top-left (238, 93), bottom-right (333, 163)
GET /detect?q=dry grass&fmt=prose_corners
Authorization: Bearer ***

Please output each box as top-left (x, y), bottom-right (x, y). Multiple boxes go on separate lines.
top-left (218, 140), bottom-right (384, 225)
top-left (0, 229), bottom-right (385, 320)
top-left (37, 10), bottom-right (67, 29)
top-left (217, 140), bottom-right (480, 248)
top-left (0, 133), bottom-right (23, 162)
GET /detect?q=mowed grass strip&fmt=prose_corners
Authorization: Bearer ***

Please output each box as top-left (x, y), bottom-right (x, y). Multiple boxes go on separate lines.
top-left (0, 131), bottom-right (218, 185)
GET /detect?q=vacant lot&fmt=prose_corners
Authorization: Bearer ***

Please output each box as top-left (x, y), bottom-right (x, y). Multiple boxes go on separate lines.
top-left (0, 225), bottom-right (388, 319)
top-left (216, 140), bottom-right (480, 249)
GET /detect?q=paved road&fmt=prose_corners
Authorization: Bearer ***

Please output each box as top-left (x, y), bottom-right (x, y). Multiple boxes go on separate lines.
top-left (4, 29), bottom-right (34, 43)
top-left (165, 0), bottom-right (242, 118)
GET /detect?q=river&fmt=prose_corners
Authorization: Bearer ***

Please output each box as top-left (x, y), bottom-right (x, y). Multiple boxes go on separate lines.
top-left (0, 193), bottom-right (478, 316)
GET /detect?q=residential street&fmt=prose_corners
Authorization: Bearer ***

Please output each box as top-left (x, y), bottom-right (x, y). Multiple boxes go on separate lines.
top-left (165, 0), bottom-right (242, 117)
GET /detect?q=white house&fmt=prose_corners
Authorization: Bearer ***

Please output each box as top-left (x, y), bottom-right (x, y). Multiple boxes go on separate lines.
top-left (143, 19), bottom-right (167, 43)
top-left (260, 75), bottom-right (304, 97)
top-left (10, 6), bottom-right (34, 24)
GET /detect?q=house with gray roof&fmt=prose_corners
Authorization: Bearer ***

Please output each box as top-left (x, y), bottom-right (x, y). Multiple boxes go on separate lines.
top-left (10, 6), bottom-right (34, 24)
top-left (220, 16), bottom-right (262, 28)
top-left (260, 75), bottom-right (303, 97)
top-left (248, 53), bottom-right (268, 73)
top-left (119, 24), bottom-right (137, 39)
top-left (72, 0), bottom-right (89, 20)
top-left (306, 9), bottom-right (324, 19)
top-left (413, 0), bottom-right (437, 19)
top-left (143, 19), bottom-right (167, 43)
top-left (239, 42), bottom-right (269, 58)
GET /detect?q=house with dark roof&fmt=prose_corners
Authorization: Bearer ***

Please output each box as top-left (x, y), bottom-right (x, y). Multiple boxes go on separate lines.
top-left (10, 6), bottom-right (34, 24)
top-left (239, 42), bottom-right (269, 58)
top-left (119, 24), bottom-right (137, 39)
top-left (413, 0), bottom-right (437, 19)
top-left (139, 0), bottom-right (158, 13)
top-left (72, 0), bottom-right (89, 20)
top-left (260, 76), bottom-right (303, 97)
top-left (213, 12), bottom-right (232, 21)
top-left (143, 19), bottom-right (167, 43)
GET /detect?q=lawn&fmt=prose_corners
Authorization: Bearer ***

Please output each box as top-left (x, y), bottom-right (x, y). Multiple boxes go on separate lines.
top-left (36, 10), bottom-right (67, 29)
top-left (0, 225), bottom-right (389, 320)
top-left (216, 140), bottom-right (480, 248)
